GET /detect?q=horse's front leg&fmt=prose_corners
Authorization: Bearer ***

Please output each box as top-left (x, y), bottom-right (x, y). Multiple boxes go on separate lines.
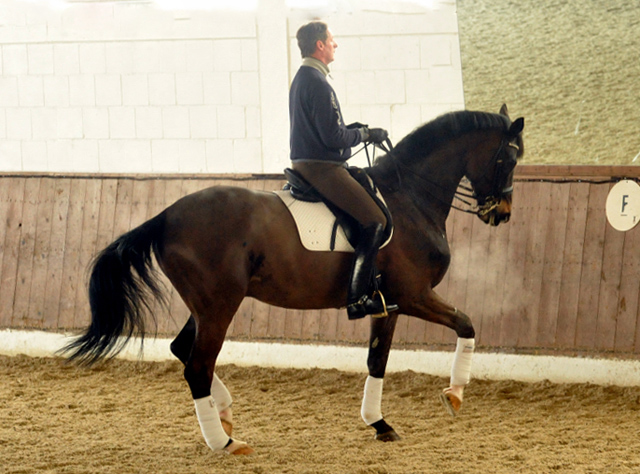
top-left (439, 333), bottom-right (475, 416)
top-left (407, 289), bottom-right (475, 416)
top-left (362, 312), bottom-right (402, 442)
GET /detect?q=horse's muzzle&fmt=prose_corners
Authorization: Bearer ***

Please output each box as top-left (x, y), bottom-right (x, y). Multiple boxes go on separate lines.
top-left (477, 196), bottom-right (512, 226)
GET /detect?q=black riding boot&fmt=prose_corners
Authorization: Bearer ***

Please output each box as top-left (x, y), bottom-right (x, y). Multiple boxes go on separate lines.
top-left (346, 223), bottom-right (399, 320)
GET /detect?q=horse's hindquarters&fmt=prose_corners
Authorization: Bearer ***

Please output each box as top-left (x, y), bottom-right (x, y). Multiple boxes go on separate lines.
top-left (161, 186), bottom-right (352, 311)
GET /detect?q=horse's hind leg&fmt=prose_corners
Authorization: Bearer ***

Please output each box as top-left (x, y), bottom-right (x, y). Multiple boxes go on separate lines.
top-left (177, 284), bottom-right (253, 455)
top-left (170, 315), bottom-right (196, 365)
top-left (170, 315), bottom-right (233, 436)
top-left (361, 313), bottom-right (402, 442)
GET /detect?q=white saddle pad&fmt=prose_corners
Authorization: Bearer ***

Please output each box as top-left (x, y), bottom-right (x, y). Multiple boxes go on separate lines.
top-left (274, 190), bottom-right (392, 252)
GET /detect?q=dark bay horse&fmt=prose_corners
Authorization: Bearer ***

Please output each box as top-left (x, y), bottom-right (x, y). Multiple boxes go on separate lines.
top-left (62, 105), bottom-right (524, 454)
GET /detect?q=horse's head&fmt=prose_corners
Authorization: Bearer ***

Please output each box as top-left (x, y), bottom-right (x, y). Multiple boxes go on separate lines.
top-left (465, 104), bottom-right (524, 226)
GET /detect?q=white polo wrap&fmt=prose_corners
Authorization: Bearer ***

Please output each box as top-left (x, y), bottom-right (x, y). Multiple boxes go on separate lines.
top-left (451, 337), bottom-right (475, 386)
top-left (211, 373), bottom-right (232, 412)
top-left (361, 376), bottom-right (384, 425)
top-left (194, 396), bottom-right (230, 451)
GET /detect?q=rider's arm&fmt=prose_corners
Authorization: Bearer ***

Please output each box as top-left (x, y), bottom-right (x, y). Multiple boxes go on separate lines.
top-left (309, 80), bottom-right (362, 151)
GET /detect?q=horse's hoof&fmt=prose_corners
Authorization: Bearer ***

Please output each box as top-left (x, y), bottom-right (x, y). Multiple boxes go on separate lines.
top-left (224, 439), bottom-right (254, 455)
top-left (221, 420), bottom-right (233, 437)
top-left (375, 430), bottom-right (402, 442)
top-left (439, 390), bottom-right (462, 417)
top-left (231, 445), bottom-right (255, 455)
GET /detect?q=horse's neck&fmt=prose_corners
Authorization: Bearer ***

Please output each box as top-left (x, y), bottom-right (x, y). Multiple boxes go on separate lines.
top-left (406, 146), bottom-right (467, 223)
top-left (428, 147), bottom-right (467, 191)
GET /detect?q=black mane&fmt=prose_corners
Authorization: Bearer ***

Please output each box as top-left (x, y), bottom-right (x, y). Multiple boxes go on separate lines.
top-left (386, 110), bottom-right (511, 164)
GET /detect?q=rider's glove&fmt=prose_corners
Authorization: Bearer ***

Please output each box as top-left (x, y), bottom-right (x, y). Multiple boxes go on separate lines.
top-left (365, 127), bottom-right (389, 144)
top-left (346, 122), bottom-right (368, 130)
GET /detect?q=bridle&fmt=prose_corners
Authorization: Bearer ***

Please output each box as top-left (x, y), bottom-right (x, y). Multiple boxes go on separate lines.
top-left (454, 137), bottom-right (520, 217)
top-left (355, 133), bottom-right (520, 219)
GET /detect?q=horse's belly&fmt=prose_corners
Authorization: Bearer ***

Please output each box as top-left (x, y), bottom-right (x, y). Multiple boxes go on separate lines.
top-left (246, 246), bottom-right (351, 310)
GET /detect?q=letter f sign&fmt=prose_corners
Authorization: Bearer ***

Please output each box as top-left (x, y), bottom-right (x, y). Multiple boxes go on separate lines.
top-left (621, 195), bottom-right (629, 214)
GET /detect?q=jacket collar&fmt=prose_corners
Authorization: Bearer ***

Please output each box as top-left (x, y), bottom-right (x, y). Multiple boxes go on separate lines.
top-left (302, 57), bottom-right (330, 76)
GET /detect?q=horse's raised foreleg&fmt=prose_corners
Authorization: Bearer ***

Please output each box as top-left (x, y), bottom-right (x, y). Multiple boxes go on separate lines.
top-left (440, 335), bottom-right (475, 417)
top-left (170, 316), bottom-right (233, 436)
top-left (362, 312), bottom-right (402, 442)
top-left (407, 289), bottom-right (475, 417)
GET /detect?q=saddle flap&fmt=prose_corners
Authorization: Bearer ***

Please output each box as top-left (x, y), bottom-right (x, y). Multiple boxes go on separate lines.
top-left (274, 190), bottom-right (394, 252)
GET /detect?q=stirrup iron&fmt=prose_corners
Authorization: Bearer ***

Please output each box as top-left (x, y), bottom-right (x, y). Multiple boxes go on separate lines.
top-left (347, 291), bottom-right (397, 319)
top-left (370, 290), bottom-right (391, 318)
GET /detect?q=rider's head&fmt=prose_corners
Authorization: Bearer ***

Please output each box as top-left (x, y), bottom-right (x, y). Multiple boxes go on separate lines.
top-left (296, 21), bottom-right (337, 65)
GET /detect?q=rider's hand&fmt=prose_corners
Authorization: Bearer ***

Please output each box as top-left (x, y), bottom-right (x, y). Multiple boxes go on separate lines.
top-left (347, 121), bottom-right (368, 130)
top-left (366, 128), bottom-right (389, 144)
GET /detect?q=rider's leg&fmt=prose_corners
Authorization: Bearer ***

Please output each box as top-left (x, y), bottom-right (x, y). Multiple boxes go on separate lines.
top-left (345, 222), bottom-right (399, 319)
top-left (292, 161), bottom-right (386, 227)
top-left (291, 161), bottom-right (398, 319)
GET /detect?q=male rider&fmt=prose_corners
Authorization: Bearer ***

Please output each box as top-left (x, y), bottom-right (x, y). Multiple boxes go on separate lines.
top-left (289, 21), bottom-right (398, 320)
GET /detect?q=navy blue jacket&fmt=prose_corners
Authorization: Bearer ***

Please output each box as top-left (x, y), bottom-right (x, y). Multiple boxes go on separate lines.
top-left (289, 65), bottom-right (362, 163)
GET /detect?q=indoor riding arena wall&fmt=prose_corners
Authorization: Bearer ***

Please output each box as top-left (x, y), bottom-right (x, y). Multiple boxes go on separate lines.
top-left (0, 165), bottom-right (638, 360)
top-left (1, 0), bottom-right (640, 367)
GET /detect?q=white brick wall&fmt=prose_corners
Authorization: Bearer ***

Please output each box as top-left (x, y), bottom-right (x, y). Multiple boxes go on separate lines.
top-left (0, 109), bottom-right (6, 139)
top-left (0, 0), bottom-right (464, 174)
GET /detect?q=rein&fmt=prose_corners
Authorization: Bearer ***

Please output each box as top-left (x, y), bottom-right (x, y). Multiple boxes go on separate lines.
top-left (392, 157), bottom-right (481, 216)
top-left (353, 138), bottom-right (395, 194)
top-left (353, 138), bottom-right (394, 168)
top-left (367, 135), bottom-right (520, 218)
top-left (354, 140), bottom-right (470, 214)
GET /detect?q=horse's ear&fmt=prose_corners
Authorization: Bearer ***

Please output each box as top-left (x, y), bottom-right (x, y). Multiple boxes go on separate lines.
top-left (509, 117), bottom-right (524, 136)
top-left (499, 104), bottom-right (509, 117)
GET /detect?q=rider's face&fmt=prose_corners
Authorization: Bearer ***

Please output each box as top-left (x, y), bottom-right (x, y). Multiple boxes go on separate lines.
top-left (316, 29), bottom-right (338, 65)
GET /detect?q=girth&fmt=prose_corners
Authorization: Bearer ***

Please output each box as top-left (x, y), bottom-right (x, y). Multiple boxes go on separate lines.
top-left (283, 166), bottom-right (393, 249)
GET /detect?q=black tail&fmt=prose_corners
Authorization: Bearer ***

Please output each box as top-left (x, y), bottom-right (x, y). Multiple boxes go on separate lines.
top-left (60, 212), bottom-right (168, 365)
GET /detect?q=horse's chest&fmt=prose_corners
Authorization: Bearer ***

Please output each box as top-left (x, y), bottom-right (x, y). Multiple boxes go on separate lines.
top-left (407, 229), bottom-right (450, 268)
top-left (430, 234), bottom-right (451, 267)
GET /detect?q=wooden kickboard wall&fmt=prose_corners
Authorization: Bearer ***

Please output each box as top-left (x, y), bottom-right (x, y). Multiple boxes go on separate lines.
top-left (1, 166), bottom-right (639, 358)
